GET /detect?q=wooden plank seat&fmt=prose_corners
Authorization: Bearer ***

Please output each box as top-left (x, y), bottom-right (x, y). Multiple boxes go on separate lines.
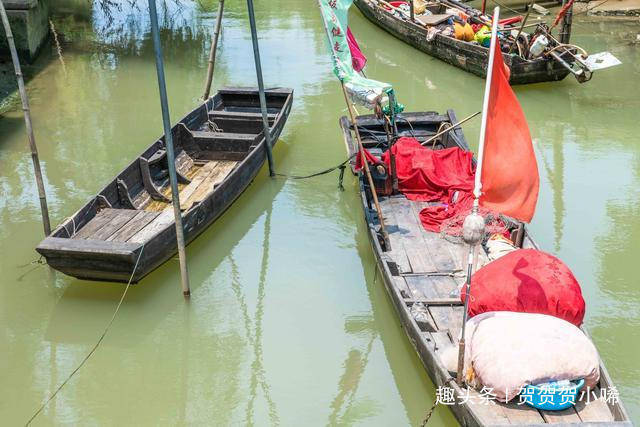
top-left (190, 131), bottom-right (257, 152)
top-left (209, 110), bottom-right (277, 120)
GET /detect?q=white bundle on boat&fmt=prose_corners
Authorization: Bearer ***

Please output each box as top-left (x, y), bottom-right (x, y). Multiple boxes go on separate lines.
top-left (443, 311), bottom-right (600, 402)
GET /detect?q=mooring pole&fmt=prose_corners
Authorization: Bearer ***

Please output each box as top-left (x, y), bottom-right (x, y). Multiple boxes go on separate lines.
top-left (148, 0), bottom-right (191, 297)
top-left (0, 1), bottom-right (51, 236)
top-left (202, 0), bottom-right (225, 100)
top-left (246, 0), bottom-right (275, 176)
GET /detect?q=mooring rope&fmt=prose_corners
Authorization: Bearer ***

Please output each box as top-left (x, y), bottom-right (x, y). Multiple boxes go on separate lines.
top-left (420, 400), bottom-right (438, 426)
top-left (274, 153), bottom-right (357, 190)
top-left (26, 244), bottom-right (145, 426)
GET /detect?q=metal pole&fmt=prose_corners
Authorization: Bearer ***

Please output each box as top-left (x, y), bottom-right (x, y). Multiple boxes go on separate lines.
top-left (147, 0), bottom-right (190, 297)
top-left (246, 0), bottom-right (275, 177)
top-left (457, 6), bottom-right (500, 386)
top-left (473, 6), bottom-right (500, 200)
top-left (409, 0), bottom-right (415, 21)
top-left (202, 0), bottom-right (224, 100)
top-left (0, 1), bottom-right (51, 236)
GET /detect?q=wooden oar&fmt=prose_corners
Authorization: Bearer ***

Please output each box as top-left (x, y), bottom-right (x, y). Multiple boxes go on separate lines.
top-left (340, 83), bottom-right (391, 250)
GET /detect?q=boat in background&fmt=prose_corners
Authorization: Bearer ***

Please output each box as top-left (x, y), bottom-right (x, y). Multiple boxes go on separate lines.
top-left (37, 87), bottom-right (293, 283)
top-left (353, 0), bottom-right (620, 84)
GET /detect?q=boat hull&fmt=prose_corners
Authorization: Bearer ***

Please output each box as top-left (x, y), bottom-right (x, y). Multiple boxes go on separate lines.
top-left (37, 88), bottom-right (293, 283)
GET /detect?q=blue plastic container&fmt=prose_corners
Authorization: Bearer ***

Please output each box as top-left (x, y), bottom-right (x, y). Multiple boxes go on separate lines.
top-left (521, 379), bottom-right (585, 411)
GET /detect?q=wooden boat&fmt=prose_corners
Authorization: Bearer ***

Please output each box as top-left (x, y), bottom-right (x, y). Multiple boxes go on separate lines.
top-left (339, 110), bottom-right (632, 425)
top-left (37, 87), bottom-right (293, 283)
top-left (353, 0), bottom-right (573, 84)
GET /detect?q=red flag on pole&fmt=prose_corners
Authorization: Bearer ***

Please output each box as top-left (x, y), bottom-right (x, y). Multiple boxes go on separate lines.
top-left (347, 27), bottom-right (367, 72)
top-left (479, 41), bottom-right (539, 223)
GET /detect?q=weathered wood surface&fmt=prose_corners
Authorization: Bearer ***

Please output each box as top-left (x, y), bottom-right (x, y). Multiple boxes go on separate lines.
top-left (36, 87), bottom-right (294, 282)
top-left (344, 111), bottom-right (629, 425)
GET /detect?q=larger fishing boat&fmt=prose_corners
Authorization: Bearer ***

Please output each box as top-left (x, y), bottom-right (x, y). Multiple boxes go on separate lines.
top-left (339, 110), bottom-right (632, 426)
top-left (353, 0), bottom-right (617, 84)
top-left (37, 88), bottom-right (293, 282)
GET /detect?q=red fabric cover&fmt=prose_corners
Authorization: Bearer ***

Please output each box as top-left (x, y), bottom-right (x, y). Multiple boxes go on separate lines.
top-left (354, 147), bottom-right (382, 171)
top-left (381, 137), bottom-right (477, 231)
top-left (461, 249), bottom-right (586, 326)
top-left (347, 28), bottom-right (367, 72)
top-left (479, 40), bottom-right (539, 222)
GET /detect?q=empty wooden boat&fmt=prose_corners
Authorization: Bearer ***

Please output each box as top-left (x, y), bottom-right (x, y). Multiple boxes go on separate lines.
top-left (37, 87), bottom-right (293, 283)
top-left (339, 110), bottom-right (631, 425)
top-left (353, 0), bottom-right (575, 84)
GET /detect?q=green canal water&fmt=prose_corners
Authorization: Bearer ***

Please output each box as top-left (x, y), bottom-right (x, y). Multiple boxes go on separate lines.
top-left (1, 0), bottom-right (638, 425)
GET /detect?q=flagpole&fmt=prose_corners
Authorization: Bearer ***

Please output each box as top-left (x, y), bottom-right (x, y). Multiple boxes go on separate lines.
top-left (456, 6), bottom-right (500, 386)
top-left (473, 6), bottom-right (501, 204)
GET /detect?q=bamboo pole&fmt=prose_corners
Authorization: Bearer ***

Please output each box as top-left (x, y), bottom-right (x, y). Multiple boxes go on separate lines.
top-left (507, 1), bottom-right (533, 55)
top-left (246, 0), bottom-right (275, 177)
top-left (419, 111), bottom-right (481, 146)
top-left (147, 0), bottom-right (191, 297)
top-left (340, 84), bottom-right (390, 250)
top-left (202, 0), bottom-right (224, 100)
top-left (0, 1), bottom-right (51, 236)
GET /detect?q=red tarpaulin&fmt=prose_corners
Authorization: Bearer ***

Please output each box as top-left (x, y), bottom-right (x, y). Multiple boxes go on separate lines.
top-left (479, 40), bottom-right (539, 223)
top-left (354, 147), bottom-right (382, 171)
top-left (381, 137), bottom-right (480, 232)
top-left (461, 249), bottom-right (586, 326)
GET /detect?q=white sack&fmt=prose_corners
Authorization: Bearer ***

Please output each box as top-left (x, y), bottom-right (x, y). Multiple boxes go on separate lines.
top-left (442, 311), bottom-right (600, 402)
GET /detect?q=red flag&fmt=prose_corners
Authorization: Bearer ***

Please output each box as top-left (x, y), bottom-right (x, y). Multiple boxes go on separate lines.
top-left (479, 41), bottom-right (539, 223)
top-left (347, 28), bottom-right (367, 72)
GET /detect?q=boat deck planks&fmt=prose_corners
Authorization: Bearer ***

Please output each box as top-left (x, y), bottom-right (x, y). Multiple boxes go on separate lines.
top-left (106, 211), bottom-right (160, 242)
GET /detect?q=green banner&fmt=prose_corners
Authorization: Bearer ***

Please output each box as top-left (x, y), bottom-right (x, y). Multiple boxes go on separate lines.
top-left (318, 0), bottom-right (391, 109)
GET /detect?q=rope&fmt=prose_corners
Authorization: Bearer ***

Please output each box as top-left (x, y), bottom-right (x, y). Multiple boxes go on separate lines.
top-left (275, 153), bottom-right (356, 181)
top-left (420, 400), bottom-right (438, 426)
top-left (26, 244), bottom-right (146, 426)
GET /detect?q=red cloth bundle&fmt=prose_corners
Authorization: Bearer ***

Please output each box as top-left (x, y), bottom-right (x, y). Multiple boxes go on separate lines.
top-left (461, 249), bottom-right (586, 326)
top-left (381, 137), bottom-right (477, 232)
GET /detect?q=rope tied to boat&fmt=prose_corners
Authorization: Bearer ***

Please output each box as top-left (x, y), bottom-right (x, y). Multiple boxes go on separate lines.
top-left (26, 243), bottom-right (146, 426)
top-left (420, 400), bottom-right (438, 426)
top-left (274, 152), bottom-right (357, 191)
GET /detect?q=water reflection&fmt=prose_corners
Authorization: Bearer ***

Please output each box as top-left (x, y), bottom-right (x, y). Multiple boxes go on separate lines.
top-left (1, 0), bottom-right (639, 423)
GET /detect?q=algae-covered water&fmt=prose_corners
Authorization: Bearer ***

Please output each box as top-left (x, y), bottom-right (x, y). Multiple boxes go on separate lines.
top-left (1, 0), bottom-right (638, 425)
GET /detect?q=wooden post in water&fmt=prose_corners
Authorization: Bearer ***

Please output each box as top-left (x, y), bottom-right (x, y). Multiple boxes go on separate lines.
top-left (559, 0), bottom-right (573, 44)
top-left (246, 0), bottom-right (275, 177)
top-left (0, 1), bottom-right (51, 236)
top-left (147, 0), bottom-right (191, 297)
top-left (202, 0), bottom-right (225, 100)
